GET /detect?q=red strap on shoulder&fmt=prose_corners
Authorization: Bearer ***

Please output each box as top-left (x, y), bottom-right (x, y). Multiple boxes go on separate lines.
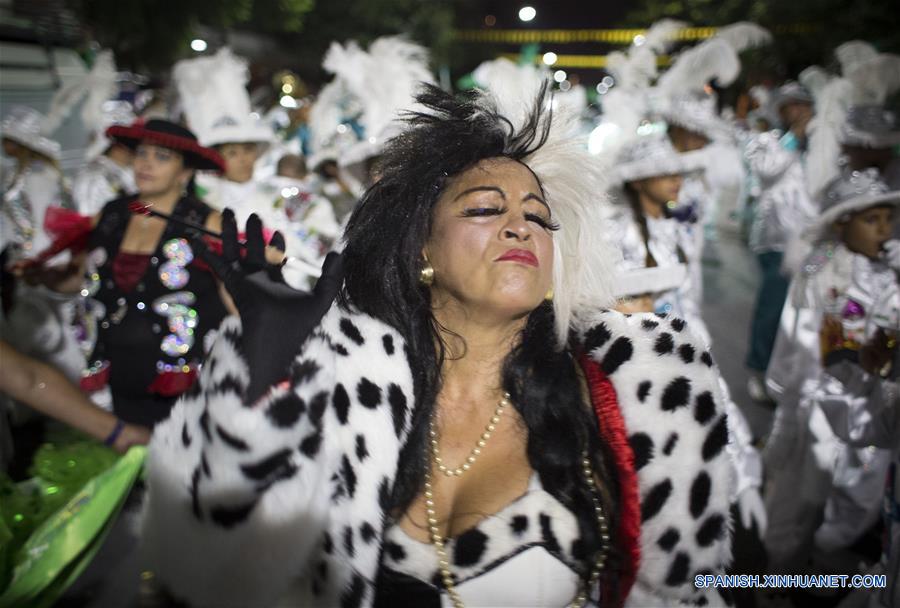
top-left (579, 353), bottom-right (640, 606)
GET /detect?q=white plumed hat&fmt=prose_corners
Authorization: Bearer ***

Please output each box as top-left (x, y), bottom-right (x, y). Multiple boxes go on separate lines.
top-left (308, 36), bottom-right (434, 168)
top-left (173, 47), bottom-right (274, 150)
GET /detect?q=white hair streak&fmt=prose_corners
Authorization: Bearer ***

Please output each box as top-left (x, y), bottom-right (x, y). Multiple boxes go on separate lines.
top-left (518, 99), bottom-right (620, 345)
top-left (467, 65), bottom-right (620, 345)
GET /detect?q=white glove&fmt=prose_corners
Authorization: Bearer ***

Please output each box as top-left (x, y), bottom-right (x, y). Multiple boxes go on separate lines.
top-left (883, 239), bottom-right (900, 273)
top-left (736, 487), bottom-right (768, 536)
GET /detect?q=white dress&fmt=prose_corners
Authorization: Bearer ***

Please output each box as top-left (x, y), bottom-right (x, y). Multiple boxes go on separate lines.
top-left (813, 355), bottom-right (899, 608)
top-left (1, 160), bottom-right (70, 259)
top-left (609, 207), bottom-right (705, 341)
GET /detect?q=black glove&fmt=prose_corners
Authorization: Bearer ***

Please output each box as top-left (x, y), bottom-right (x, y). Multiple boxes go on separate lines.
top-left (194, 209), bottom-right (344, 403)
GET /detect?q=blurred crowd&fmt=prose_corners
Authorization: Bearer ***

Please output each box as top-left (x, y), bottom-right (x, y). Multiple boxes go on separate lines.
top-left (0, 20), bottom-right (898, 608)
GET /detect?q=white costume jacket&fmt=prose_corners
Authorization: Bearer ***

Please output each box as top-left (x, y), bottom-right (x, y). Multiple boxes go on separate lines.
top-left (142, 306), bottom-right (736, 607)
top-left (765, 243), bottom-right (895, 563)
top-left (813, 358), bottom-right (899, 608)
top-left (745, 131), bottom-right (818, 255)
top-left (608, 208), bottom-right (704, 336)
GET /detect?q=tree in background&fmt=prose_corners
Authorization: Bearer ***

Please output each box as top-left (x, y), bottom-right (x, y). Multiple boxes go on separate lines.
top-left (64, 0), bottom-right (479, 91)
top-left (67, 0), bottom-right (314, 72)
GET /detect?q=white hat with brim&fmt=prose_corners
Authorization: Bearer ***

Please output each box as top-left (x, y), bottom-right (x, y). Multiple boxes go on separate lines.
top-left (200, 116), bottom-right (274, 153)
top-left (804, 169), bottom-right (900, 240)
top-left (613, 264), bottom-right (688, 299)
top-left (1, 106), bottom-right (61, 162)
top-left (664, 112), bottom-right (734, 142)
top-left (611, 134), bottom-right (706, 186)
top-left (772, 81), bottom-right (813, 110)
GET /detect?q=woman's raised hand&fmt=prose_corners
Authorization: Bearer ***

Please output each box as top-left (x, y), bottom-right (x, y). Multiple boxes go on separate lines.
top-left (194, 209), bottom-right (344, 403)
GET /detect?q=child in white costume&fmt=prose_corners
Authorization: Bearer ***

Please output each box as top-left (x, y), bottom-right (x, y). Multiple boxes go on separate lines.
top-left (606, 134), bottom-right (708, 340)
top-left (764, 168), bottom-right (898, 572)
top-left (812, 280), bottom-right (898, 608)
top-left (0, 106), bottom-right (85, 380)
top-left (72, 100), bottom-right (137, 216)
top-left (743, 83), bottom-right (820, 401)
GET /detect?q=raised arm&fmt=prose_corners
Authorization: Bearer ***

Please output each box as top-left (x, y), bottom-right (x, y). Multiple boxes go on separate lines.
top-left (141, 211), bottom-right (415, 607)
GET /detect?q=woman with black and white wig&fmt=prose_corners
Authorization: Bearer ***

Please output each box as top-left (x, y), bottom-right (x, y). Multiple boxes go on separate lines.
top-left (142, 83), bottom-right (735, 607)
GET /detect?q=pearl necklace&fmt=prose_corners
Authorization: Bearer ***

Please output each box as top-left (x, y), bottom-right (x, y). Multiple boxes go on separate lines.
top-left (425, 392), bottom-right (609, 607)
top-left (429, 392), bottom-right (510, 477)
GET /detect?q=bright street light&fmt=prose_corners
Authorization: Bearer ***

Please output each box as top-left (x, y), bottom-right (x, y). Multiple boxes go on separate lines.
top-left (542, 52), bottom-right (558, 66)
top-left (553, 69), bottom-right (567, 83)
top-left (518, 6), bottom-right (536, 22)
top-left (190, 39), bottom-right (207, 52)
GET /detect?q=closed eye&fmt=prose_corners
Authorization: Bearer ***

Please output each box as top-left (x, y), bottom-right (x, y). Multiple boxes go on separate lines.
top-left (461, 207), bottom-right (503, 217)
top-left (526, 213), bottom-right (560, 231)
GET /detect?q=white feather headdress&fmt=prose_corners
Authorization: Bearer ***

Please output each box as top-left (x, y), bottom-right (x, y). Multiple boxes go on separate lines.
top-left (805, 42), bottom-right (900, 197)
top-left (653, 22), bottom-right (771, 140)
top-left (308, 36), bottom-right (434, 167)
top-left (43, 50), bottom-right (118, 134)
top-left (656, 21), bottom-right (772, 98)
top-left (595, 20), bottom-right (688, 161)
top-left (835, 41), bottom-right (879, 77)
top-left (606, 19), bottom-right (687, 91)
top-left (173, 47), bottom-right (273, 148)
top-left (805, 76), bottom-right (853, 198)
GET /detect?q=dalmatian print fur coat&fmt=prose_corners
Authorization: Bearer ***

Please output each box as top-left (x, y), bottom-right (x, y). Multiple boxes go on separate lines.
top-left (141, 305), bottom-right (734, 607)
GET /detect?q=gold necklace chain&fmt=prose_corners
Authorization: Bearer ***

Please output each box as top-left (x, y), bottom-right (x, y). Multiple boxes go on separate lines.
top-left (429, 392), bottom-right (510, 477)
top-left (425, 391), bottom-right (609, 607)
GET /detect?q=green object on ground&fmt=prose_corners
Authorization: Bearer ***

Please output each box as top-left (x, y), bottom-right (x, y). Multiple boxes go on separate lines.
top-left (0, 446), bottom-right (146, 608)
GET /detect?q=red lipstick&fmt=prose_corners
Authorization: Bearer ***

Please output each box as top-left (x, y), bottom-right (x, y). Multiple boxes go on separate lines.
top-left (495, 248), bottom-right (539, 267)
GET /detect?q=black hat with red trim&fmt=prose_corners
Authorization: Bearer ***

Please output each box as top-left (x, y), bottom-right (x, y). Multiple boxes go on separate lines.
top-left (106, 119), bottom-right (225, 173)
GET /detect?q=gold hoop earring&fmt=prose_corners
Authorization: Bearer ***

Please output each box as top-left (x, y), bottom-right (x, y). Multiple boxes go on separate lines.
top-left (544, 288), bottom-right (554, 302)
top-left (419, 260), bottom-right (434, 286)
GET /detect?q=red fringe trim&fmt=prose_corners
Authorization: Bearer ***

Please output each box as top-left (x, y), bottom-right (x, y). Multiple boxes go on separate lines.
top-left (106, 125), bottom-right (225, 173)
top-left (579, 353), bottom-right (641, 606)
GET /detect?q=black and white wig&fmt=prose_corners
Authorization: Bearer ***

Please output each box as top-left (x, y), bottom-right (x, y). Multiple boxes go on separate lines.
top-left (342, 83), bottom-right (623, 600)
